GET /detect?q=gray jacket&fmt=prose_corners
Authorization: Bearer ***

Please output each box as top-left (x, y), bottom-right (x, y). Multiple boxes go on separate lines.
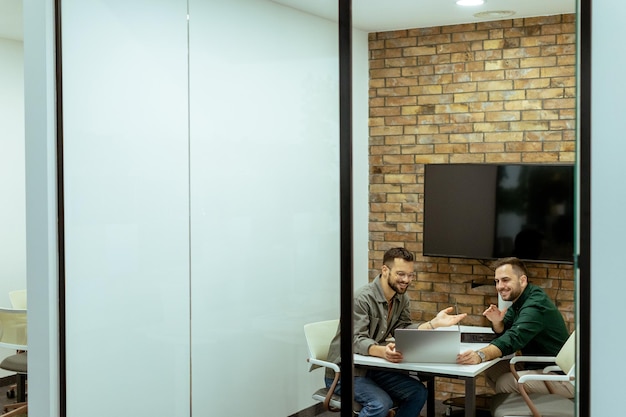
top-left (325, 275), bottom-right (423, 378)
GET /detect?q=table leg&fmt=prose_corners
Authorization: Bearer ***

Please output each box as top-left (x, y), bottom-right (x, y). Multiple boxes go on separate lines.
top-left (463, 377), bottom-right (476, 417)
top-left (426, 376), bottom-right (435, 417)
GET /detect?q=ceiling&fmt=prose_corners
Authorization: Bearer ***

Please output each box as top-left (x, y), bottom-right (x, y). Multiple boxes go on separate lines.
top-left (0, 0), bottom-right (576, 42)
top-left (270, 0), bottom-right (576, 32)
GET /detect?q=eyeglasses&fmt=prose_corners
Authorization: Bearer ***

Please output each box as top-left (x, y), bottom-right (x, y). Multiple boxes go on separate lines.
top-left (395, 271), bottom-right (416, 280)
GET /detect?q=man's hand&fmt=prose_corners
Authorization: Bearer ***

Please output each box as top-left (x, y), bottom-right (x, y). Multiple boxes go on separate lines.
top-left (457, 344), bottom-right (503, 365)
top-left (483, 304), bottom-right (506, 323)
top-left (431, 306), bottom-right (467, 328)
top-left (456, 349), bottom-right (481, 365)
top-left (368, 343), bottom-right (404, 363)
top-left (382, 343), bottom-right (404, 363)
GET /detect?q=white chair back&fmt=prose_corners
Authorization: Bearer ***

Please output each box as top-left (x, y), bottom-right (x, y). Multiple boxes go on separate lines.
top-left (304, 319), bottom-right (339, 371)
top-left (0, 307), bottom-right (28, 350)
top-left (9, 290), bottom-right (27, 309)
top-left (555, 330), bottom-right (576, 375)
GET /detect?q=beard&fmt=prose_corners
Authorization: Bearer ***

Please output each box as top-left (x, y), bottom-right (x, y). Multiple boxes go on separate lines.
top-left (389, 280), bottom-right (409, 294)
top-left (500, 287), bottom-right (521, 301)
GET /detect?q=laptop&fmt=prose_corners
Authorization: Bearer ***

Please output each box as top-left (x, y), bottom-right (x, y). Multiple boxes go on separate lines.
top-left (394, 328), bottom-right (461, 363)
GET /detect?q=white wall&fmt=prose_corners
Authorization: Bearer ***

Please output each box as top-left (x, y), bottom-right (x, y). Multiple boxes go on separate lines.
top-left (590, 1), bottom-right (626, 415)
top-left (352, 17), bottom-right (370, 291)
top-left (0, 37), bottom-right (26, 377)
top-left (25, 0), bottom-right (370, 416)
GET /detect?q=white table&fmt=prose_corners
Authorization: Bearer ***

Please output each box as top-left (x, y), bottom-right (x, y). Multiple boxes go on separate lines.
top-left (354, 326), bottom-right (501, 417)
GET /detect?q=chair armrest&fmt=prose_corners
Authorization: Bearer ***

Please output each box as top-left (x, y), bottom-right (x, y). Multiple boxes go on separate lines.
top-left (510, 355), bottom-right (557, 365)
top-left (508, 355), bottom-right (559, 386)
top-left (308, 358), bottom-right (341, 373)
top-left (518, 373), bottom-right (573, 384)
top-left (543, 365), bottom-right (562, 373)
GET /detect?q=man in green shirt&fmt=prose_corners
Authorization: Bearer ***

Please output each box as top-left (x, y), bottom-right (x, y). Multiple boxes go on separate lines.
top-left (456, 257), bottom-right (574, 397)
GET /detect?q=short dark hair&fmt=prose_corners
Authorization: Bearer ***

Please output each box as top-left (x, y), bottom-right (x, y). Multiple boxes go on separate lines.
top-left (491, 257), bottom-right (529, 277)
top-left (383, 247), bottom-right (414, 269)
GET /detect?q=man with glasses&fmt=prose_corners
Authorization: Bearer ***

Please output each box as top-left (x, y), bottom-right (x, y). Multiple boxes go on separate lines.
top-left (325, 247), bottom-right (467, 417)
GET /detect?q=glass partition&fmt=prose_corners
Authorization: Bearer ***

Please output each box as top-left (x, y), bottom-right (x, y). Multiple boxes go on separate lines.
top-left (188, 1), bottom-right (343, 414)
top-left (58, 0), bottom-right (364, 415)
top-left (0, 1), bottom-right (27, 380)
top-left (61, 1), bottom-right (191, 415)
top-left (24, 0), bottom-right (588, 416)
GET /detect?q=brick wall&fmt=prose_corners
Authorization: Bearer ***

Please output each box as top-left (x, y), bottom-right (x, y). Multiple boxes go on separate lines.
top-left (367, 14), bottom-right (576, 401)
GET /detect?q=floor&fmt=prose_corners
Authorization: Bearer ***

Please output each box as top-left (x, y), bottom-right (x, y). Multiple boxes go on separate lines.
top-left (314, 400), bottom-right (451, 417)
top-left (312, 397), bottom-right (491, 417)
top-left (0, 378), bottom-right (488, 417)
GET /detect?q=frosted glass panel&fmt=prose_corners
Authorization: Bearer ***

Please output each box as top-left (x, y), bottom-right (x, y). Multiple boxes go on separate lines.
top-left (0, 37), bottom-right (26, 377)
top-left (0, 38), bottom-right (26, 306)
top-left (61, 1), bottom-right (190, 416)
top-left (188, 1), bottom-right (341, 415)
top-left (590, 1), bottom-right (626, 413)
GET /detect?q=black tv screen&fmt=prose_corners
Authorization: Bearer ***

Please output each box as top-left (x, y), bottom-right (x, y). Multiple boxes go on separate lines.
top-left (423, 164), bottom-right (574, 263)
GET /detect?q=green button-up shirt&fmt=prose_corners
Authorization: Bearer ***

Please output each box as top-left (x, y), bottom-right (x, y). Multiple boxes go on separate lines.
top-left (490, 283), bottom-right (569, 359)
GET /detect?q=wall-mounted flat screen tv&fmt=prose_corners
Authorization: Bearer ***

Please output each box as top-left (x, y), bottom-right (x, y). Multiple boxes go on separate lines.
top-left (423, 163), bottom-right (574, 263)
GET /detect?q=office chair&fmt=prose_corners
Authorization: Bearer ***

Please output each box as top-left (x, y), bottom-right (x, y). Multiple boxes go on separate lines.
top-left (5, 290), bottom-right (26, 401)
top-left (305, 319), bottom-right (373, 415)
top-left (490, 331), bottom-right (576, 417)
top-left (304, 320), bottom-right (399, 416)
top-left (0, 307), bottom-right (28, 417)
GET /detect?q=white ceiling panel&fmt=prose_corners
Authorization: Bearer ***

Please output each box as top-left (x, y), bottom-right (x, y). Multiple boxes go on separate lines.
top-left (270, 0), bottom-right (576, 32)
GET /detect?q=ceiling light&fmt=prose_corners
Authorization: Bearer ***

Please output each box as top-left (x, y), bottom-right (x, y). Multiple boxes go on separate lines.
top-left (456, 0), bottom-right (485, 6)
top-left (474, 10), bottom-right (516, 18)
